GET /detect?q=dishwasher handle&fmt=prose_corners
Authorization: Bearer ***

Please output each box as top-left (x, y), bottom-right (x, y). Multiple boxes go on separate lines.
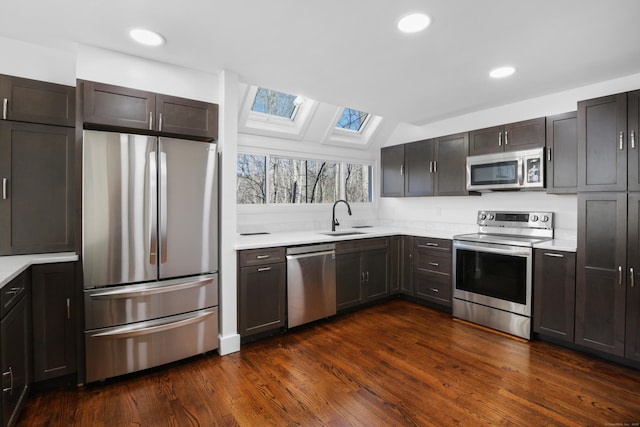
top-left (286, 250), bottom-right (335, 261)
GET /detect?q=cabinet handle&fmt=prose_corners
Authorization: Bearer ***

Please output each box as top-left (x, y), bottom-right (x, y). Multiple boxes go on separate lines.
top-left (433, 161), bottom-right (437, 173)
top-left (544, 252), bottom-right (564, 258)
top-left (631, 267), bottom-right (635, 288)
top-left (619, 266), bottom-right (623, 285)
top-left (159, 112), bottom-right (163, 132)
top-left (365, 271), bottom-right (370, 282)
top-left (428, 262), bottom-right (439, 267)
top-left (255, 254), bottom-right (270, 259)
top-left (409, 253), bottom-right (413, 263)
top-left (425, 242), bottom-right (439, 247)
top-left (2, 178), bottom-right (7, 200)
top-left (547, 147), bottom-right (552, 162)
top-left (429, 161), bottom-right (433, 173)
top-left (149, 112), bottom-right (153, 130)
top-left (619, 131), bottom-right (624, 150)
top-left (498, 131), bottom-right (502, 146)
top-left (2, 367), bottom-right (13, 394)
top-left (400, 164), bottom-right (404, 176)
top-left (2, 98), bottom-right (7, 120)
top-left (66, 298), bottom-right (71, 320)
top-left (430, 288), bottom-right (439, 293)
top-left (257, 267), bottom-right (272, 272)
top-left (632, 131), bottom-right (637, 149)
top-left (504, 130), bottom-right (509, 145)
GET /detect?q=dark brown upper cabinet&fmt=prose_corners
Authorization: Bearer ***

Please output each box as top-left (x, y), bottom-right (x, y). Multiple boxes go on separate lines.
top-left (81, 81), bottom-right (218, 140)
top-left (469, 118), bottom-right (545, 155)
top-left (546, 111), bottom-right (578, 194)
top-left (577, 92), bottom-right (633, 192)
top-left (380, 144), bottom-right (405, 197)
top-left (0, 121), bottom-right (75, 255)
top-left (628, 90), bottom-right (640, 192)
top-left (0, 74), bottom-right (75, 127)
top-left (381, 132), bottom-right (471, 198)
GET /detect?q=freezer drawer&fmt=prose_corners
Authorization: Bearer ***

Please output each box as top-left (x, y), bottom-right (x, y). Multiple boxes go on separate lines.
top-left (84, 274), bottom-right (217, 330)
top-left (84, 307), bottom-right (218, 383)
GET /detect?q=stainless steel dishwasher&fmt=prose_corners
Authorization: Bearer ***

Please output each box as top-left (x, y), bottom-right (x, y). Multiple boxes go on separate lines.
top-left (286, 243), bottom-right (336, 328)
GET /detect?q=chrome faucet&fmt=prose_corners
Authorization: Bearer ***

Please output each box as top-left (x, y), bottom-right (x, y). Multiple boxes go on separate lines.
top-left (332, 199), bottom-right (352, 231)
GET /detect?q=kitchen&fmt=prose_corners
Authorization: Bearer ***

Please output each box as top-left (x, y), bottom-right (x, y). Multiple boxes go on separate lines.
top-left (1, 0), bottom-right (640, 425)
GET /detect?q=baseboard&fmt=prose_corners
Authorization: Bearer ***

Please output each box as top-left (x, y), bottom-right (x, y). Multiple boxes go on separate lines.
top-left (218, 333), bottom-right (241, 355)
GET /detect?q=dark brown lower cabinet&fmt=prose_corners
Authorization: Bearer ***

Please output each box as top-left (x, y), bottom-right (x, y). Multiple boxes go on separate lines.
top-left (31, 262), bottom-right (76, 382)
top-left (411, 237), bottom-right (452, 307)
top-left (336, 238), bottom-right (389, 311)
top-left (576, 193), bottom-right (627, 357)
top-left (626, 193), bottom-right (640, 362)
top-left (400, 236), bottom-right (414, 295)
top-left (533, 249), bottom-right (576, 342)
top-left (238, 248), bottom-right (286, 337)
top-left (1, 271), bottom-right (30, 427)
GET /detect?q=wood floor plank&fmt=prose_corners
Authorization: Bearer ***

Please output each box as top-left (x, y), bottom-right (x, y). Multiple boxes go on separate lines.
top-left (17, 300), bottom-right (640, 426)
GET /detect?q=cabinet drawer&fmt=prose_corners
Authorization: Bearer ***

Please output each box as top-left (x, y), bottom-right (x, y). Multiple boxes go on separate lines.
top-left (415, 237), bottom-right (451, 251)
top-left (1, 271), bottom-right (28, 318)
top-left (239, 247), bottom-right (286, 267)
top-left (415, 272), bottom-right (452, 306)
top-left (335, 237), bottom-right (388, 254)
top-left (416, 250), bottom-right (451, 275)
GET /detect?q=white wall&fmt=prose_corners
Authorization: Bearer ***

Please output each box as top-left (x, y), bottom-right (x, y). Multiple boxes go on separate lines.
top-left (379, 72), bottom-right (640, 240)
top-left (0, 36), bottom-right (76, 85)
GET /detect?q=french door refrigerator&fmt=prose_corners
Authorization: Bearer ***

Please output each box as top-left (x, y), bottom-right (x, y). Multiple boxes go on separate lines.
top-left (82, 130), bottom-right (219, 383)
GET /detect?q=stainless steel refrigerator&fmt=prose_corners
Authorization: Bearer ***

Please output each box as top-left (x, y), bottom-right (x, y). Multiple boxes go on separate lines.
top-left (82, 130), bottom-right (219, 383)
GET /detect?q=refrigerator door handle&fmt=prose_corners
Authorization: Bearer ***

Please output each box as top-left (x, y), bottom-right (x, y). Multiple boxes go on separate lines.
top-left (149, 152), bottom-right (158, 265)
top-left (160, 151), bottom-right (168, 264)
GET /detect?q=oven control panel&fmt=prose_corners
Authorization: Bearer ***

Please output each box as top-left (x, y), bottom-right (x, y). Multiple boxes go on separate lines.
top-left (477, 211), bottom-right (553, 229)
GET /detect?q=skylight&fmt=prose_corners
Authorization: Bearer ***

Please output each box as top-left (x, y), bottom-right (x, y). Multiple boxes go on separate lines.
top-left (336, 108), bottom-right (370, 132)
top-left (251, 88), bottom-right (299, 119)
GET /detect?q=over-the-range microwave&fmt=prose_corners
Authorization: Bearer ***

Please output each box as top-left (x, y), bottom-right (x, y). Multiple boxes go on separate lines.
top-left (466, 147), bottom-right (545, 191)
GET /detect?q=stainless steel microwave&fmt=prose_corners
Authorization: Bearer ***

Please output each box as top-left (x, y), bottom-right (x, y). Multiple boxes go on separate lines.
top-left (466, 147), bottom-right (545, 191)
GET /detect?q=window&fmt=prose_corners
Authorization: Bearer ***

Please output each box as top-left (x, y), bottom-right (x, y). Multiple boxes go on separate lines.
top-left (236, 154), bottom-right (266, 204)
top-left (336, 108), bottom-right (370, 132)
top-left (251, 88), bottom-right (299, 119)
top-left (344, 163), bottom-right (372, 203)
top-left (237, 153), bottom-right (372, 205)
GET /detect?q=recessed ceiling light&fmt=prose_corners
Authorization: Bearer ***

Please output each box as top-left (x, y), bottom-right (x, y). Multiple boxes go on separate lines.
top-left (489, 66), bottom-right (516, 79)
top-left (397, 13), bottom-right (431, 33)
top-left (129, 28), bottom-right (165, 47)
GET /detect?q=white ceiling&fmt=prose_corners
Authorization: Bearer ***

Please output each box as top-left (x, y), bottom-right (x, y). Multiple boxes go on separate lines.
top-left (2, 1), bottom-right (640, 125)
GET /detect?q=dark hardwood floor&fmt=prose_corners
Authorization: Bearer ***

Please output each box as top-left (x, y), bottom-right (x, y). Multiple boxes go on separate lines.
top-left (18, 300), bottom-right (640, 426)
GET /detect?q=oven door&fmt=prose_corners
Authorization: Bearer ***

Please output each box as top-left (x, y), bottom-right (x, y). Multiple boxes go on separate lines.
top-left (453, 240), bottom-right (532, 316)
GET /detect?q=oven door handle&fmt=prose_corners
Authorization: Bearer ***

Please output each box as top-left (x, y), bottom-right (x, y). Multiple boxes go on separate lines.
top-left (453, 241), bottom-right (531, 257)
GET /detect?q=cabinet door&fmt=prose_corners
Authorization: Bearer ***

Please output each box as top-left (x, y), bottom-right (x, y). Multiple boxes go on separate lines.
top-left (503, 117), bottom-right (546, 152)
top-left (576, 193), bottom-right (627, 356)
top-left (0, 75), bottom-right (75, 127)
top-left (336, 252), bottom-right (363, 310)
top-left (1, 295), bottom-right (30, 427)
top-left (82, 81), bottom-right (154, 131)
top-left (389, 236), bottom-right (401, 294)
top-left (435, 133), bottom-right (469, 196)
top-left (578, 93), bottom-right (628, 192)
top-left (628, 90), bottom-right (640, 192)
top-left (546, 112), bottom-right (578, 194)
top-left (239, 263), bottom-right (286, 337)
top-left (31, 263), bottom-right (76, 382)
top-left (533, 249), bottom-right (576, 342)
top-left (401, 236), bottom-right (414, 295)
top-left (0, 122), bottom-right (74, 255)
top-left (469, 125), bottom-right (503, 155)
top-left (404, 139), bottom-right (434, 197)
top-left (363, 249), bottom-right (389, 301)
top-left (156, 95), bottom-right (218, 140)
top-left (380, 145), bottom-right (405, 197)
top-left (626, 193), bottom-right (640, 362)
top-left (240, 263), bottom-right (286, 337)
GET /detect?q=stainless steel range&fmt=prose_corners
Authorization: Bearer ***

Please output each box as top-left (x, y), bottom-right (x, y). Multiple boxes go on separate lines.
top-left (453, 211), bottom-right (553, 340)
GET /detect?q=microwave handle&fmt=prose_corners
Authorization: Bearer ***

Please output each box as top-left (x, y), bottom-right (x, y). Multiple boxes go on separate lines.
top-left (518, 158), bottom-right (524, 186)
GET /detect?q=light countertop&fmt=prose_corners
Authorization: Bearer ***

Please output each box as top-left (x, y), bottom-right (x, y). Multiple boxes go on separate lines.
top-left (0, 252), bottom-right (78, 289)
top-left (532, 239), bottom-right (577, 252)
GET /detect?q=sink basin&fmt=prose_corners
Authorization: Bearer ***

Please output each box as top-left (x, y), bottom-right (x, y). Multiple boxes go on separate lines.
top-left (319, 231), bottom-right (367, 236)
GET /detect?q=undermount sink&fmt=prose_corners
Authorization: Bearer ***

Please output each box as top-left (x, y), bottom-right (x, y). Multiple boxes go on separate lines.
top-left (319, 231), bottom-right (367, 236)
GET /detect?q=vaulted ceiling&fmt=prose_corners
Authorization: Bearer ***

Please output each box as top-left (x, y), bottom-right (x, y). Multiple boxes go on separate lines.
top-left (2, 1), bottom-right (639, 125)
